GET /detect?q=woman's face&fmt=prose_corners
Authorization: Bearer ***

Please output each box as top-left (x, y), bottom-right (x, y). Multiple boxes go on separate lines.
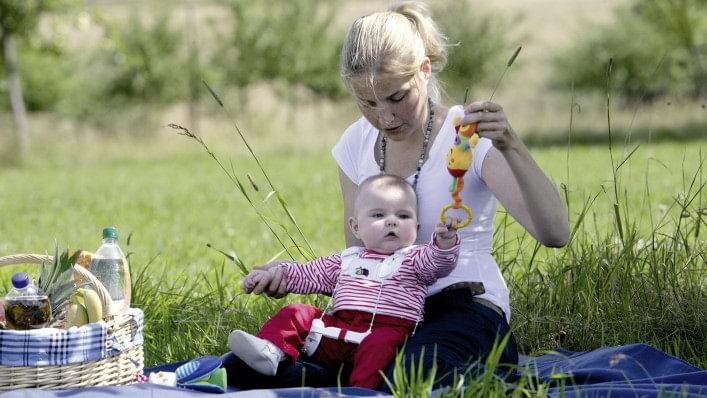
top-left (350, 61), bottom-right (431, 142)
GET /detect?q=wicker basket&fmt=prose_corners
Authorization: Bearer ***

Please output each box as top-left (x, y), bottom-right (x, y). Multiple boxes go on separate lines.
top-left (0, 254), bottom-right (144, 390)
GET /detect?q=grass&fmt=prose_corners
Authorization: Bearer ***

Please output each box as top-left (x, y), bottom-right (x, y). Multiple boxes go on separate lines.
top-left (0, 112), bottom-right (704, 396)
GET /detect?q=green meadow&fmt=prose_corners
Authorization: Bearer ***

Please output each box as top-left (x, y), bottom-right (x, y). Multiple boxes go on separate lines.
top-left (1, 133), bottom-right (705, 380)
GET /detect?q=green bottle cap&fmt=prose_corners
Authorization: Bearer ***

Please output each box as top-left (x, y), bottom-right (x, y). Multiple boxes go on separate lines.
top-left (102, 227), bottom-right (119, 239)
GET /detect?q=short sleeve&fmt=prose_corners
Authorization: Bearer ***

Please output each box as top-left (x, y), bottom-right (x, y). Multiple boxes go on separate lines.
top-left (472, 137), bottom-right (493, 179)
top-left (332, 121), bottom-right (362, 184)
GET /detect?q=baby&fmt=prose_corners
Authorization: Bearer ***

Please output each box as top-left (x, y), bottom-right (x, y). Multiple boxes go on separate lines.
top-left (229, 174), bottom-right (460, 389)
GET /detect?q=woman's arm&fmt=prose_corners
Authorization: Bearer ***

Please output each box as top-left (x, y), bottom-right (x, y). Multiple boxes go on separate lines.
top-left (338, 167), bottom-right (364, 247)
top-left (463, 101), bottom-right (569, 248)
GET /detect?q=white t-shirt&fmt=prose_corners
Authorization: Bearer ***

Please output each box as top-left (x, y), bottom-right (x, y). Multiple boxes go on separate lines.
top-left (332, 105), bottom-right (511, 321)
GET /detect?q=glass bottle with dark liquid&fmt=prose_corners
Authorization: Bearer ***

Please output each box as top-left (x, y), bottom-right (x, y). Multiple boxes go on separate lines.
top-left (3, 272), bottom-right (52, 330)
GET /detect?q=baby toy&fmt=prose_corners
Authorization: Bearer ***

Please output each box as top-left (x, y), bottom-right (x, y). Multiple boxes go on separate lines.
top-left (440, 118), bottom-right (478, 229)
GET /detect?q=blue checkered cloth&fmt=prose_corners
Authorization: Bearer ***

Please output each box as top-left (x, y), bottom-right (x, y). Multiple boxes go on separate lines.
top-left (0, 308), bottom-right (143, 367)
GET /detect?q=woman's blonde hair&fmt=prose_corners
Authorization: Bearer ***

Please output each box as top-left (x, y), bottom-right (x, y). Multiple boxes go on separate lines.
top-left (341, 1), bottom-right (449, 102)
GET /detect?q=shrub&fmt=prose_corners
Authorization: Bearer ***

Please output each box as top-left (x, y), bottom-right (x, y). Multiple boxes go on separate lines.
top-left (433, 0), bottom-right (514, 102)
top-left (213, 0), bottom-right (347, 102)
top-left (551, 0), bottom-right (707, 102)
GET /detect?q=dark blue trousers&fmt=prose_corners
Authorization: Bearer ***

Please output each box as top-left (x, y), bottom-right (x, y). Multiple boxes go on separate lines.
top-left (381, 287), bottom-right (519, 392)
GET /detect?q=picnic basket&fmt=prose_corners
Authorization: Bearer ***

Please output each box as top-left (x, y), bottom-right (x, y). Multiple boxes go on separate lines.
top-left (0, 254), bottom-right (144, 390)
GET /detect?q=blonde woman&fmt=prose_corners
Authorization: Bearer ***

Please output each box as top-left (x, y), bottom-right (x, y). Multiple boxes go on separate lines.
top-left (227, 1), bottom-right (568, 391)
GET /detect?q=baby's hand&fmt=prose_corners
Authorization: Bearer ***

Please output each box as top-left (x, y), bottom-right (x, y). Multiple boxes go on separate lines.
top-left (242, 269), bottom-right (269, 294)
top-left (435, 216), bottom-right (461, 249)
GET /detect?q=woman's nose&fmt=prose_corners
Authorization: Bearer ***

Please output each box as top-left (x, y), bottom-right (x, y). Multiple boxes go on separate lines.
top-left (379, 107), bottom-right (394, 125)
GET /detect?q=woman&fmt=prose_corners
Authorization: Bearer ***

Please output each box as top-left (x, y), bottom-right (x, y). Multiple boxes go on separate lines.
top-left (235, 1), bottom-right (569, 391)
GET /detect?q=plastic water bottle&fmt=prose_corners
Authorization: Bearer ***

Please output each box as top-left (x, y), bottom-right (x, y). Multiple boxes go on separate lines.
top-left (89, 227), bottom-right (131, 315)
top-left (3, 272), bottom-right (52, 330)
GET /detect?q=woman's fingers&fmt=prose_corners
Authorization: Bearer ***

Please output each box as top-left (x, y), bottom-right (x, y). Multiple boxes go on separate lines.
top-left (476, 122), bottom-right (507, 134)
top-left (464, 100), bottom-right (502, 114)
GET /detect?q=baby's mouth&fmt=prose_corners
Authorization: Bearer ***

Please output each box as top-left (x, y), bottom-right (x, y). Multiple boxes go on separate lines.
top-left (385, 231), bottom-right (398, 238)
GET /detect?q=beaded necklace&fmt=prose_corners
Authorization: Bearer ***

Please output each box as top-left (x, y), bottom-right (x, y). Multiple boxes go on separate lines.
top-left (378, 97), bottom-right (434, 188)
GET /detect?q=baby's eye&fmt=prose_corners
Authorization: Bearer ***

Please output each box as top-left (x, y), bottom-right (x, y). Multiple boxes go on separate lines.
top-left (371, 213), bottom-right (384, 218)
top-left (399, 214), bottom-right (412, 219)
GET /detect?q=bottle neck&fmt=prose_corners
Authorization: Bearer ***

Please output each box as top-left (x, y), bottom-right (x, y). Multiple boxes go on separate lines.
top-left (103, 237), bottom-right (118, 244)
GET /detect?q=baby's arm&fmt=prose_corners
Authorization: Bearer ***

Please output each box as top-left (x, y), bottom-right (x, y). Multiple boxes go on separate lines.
top-left (284, 254), bottom-right (341, 295)
top-left (415, 220), bottom-right (461, 283)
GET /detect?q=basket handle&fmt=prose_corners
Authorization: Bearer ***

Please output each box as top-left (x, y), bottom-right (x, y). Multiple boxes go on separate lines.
top-left (0, 254), bottom-right (53, 267)
top-left (0, 253), bottom-right (112, 320)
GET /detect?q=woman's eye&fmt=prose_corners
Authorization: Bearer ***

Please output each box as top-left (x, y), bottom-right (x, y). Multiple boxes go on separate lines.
top-left (390, 94), bottom-right (406, 103)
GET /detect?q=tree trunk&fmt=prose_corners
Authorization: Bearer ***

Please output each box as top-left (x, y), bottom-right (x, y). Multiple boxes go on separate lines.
top-left (2, 31), bottom-right (30, 159)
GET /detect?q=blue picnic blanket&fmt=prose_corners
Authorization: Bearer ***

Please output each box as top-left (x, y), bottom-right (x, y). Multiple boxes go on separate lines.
top-left (1, 343), bottom-right (705, 397)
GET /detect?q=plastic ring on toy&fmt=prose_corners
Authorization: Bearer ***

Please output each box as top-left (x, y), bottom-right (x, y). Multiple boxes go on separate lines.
top-left (440, 203), bottom-right (473, 229)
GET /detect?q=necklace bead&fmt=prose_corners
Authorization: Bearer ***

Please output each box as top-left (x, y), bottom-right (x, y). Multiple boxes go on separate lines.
top-left (378, 97), bottom-right (434, 189)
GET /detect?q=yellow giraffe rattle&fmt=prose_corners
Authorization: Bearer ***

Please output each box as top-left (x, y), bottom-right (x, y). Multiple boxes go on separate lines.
top-left (440, 117), bottom-right (479, 229)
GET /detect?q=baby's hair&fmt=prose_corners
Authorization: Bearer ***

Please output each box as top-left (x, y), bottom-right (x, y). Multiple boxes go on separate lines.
top-left (341, 1), bottom-right (449, 103)
top-left (354, 174), bottom-right (418, 215)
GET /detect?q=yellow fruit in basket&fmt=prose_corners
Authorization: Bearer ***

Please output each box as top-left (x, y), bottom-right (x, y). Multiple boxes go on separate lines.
top-left (67, 303), bottom-right (88, 327)
top-left (81, 288), bottom-right (104, 323)
top-left (69, 250), bottom-right (94, 269)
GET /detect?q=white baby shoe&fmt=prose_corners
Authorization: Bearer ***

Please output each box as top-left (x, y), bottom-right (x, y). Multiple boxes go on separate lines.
top-left (228, 330), bottom-right (284, 376)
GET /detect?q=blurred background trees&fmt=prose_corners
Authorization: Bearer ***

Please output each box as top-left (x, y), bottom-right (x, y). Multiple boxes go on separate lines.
top-left (1, 0), bottom-right (705, 163)
top-left (0, 0), bottom-right (76, 160)
top-left (551, 0), bottom-right (706, 102)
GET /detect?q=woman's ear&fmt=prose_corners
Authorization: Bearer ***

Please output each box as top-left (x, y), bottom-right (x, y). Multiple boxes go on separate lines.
top-left (349, 217), bottom-right (361, 239)
top-left (420, 57), bottom-right (432, 79)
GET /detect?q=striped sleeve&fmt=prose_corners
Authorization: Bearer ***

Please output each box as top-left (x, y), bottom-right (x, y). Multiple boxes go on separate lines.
top-left (413, 233), bottom-right (460, 286)
top-left (283, 254), bottom-right (341, 295)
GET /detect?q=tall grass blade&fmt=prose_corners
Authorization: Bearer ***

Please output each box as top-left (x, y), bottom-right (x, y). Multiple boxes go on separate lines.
top-left (200, 80), bottom-right (314, 256)
top-left (489, 46), bottom-right (522, 102)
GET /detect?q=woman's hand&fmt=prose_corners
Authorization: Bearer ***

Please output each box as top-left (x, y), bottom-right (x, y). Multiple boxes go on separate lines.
top-left (462, 101), bottom-right (570, 248)
top-left (461, 101), bottom-right (519, 152)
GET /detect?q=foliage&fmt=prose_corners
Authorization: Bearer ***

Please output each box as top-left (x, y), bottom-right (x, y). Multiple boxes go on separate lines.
top-left (551, 0), bottom-right (707, 101)
top-left (0, 0), bottom-right (72, 36)
top-left (433, 0), bottom-right (514, 102)
top-left (89, 12), bottom-right (190, 105)
top-left (51, 9), bottom-right (202, 132)
top-left (0, 33), bottom-right (68, 112)
top-left (214, 0), bottom-right (347, 101)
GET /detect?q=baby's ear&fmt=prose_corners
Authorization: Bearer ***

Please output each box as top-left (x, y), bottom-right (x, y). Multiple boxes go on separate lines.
top-left (417, 223), bottom-right (421, 231)
top-left (348, 217), bottom-right (360, 239)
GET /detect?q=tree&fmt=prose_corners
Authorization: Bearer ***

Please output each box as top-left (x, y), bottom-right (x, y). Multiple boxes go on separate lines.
top-left (0, 0), bottom-right (68, 161)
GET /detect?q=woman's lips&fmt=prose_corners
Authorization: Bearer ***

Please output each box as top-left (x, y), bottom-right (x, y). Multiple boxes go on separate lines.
top-left (384, 125), bottom-right (403, 134)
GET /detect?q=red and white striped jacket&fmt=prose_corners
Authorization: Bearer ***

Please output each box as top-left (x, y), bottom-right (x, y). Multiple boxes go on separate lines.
top-left (283, 235), bottom-right (459, 321)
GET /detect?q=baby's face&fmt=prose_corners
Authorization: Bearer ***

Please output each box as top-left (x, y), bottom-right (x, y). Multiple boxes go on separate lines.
top-left (350, 184), bottom-right (418, 254)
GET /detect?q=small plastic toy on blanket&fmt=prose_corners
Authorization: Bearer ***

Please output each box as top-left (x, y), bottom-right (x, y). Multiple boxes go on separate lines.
top-left (441, 117), bottom-right (478, 229)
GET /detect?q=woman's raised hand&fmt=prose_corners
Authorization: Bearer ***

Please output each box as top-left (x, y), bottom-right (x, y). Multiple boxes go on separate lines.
top-left (461, 101), bottom-right (519, 152)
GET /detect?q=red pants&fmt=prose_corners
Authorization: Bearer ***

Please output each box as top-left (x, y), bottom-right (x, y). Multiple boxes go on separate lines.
top-left (257, 303), bottom-right (415, 389)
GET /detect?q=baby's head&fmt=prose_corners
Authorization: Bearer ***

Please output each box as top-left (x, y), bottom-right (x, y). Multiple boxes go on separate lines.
top-left (349, 175), bottom-right (418, 254)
